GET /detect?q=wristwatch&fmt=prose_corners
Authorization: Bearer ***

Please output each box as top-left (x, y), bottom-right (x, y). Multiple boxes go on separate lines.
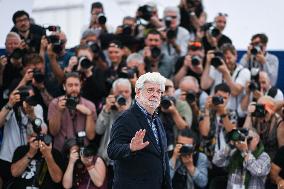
top-left (4, 103), bottom-right (13, 110)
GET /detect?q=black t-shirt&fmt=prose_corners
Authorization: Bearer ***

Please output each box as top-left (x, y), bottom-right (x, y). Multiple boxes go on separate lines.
top-left (11, 145), bottom-right (64, 189)
top-left (274, 146), bottom-right (284, 178)
top-left (174, 56), bottom-right (202, 84)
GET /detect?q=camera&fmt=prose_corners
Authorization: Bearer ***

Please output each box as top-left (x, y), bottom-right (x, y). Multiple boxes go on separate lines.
top-left (250, 45), bottom-right (262, 55)
top-left (111, 95), bottom-right (127, 110)
top-left (137, 5), bottom-right (154, 21)
top-left (118, 67), bottom-right (138, 79)
top-left (33, 69), bottom-right (45, 83)
top-left (212, 96), bottom-right (224, 105)
top-left (78, 56), bottom-right (93, 69)
top-left (179, 144), bottom-right (195, 156)
top-left (248, 81), bottom-right (260, 91)
top-left (97, 13), bottom-right (107, 25)
top-left (251, 103), bottom-right (266, 117)
top-left (166, 29), bottom-right (177, 40)
top-left (164, 16), bottom-right (172, 28)
top-left (46, 35), bottom-right (61, 45)
top-left (32, 118), bottom-right (52, 145)
top-left (121, 25), bottom-right (133, 36)
top-left (45, 25), bottom-right (61, 32)
top-left (186, 91), bottom-right (196, 104)
top-left (211, 51), bottom-right (224, 68)
top-left (160, 96), bottom-right (176, 109)
top-left (228, 128), bottom-right (249, 142)
top-left (200, 22), bottom-right (221, 37)
top-left (88, 42), bottom-right (101, 54)
top-left (151, 47), bottom-right (161, 59)
top-left (191, 55), bottom-right (202, 66)
top-left (76, 131), bottom-right (94, 157)
top-left (249, 68), bottom-right (260, 91)
top-left (16, 89), bottom-right (30, 101)
top-left (10, 48), bottom-right (24, 60)
top-left (65, 96), bottom-right (79, 110)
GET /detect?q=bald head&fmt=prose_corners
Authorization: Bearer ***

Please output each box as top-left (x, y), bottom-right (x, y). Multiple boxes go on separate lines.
top-left (179, 76), bottom-right (199, 93)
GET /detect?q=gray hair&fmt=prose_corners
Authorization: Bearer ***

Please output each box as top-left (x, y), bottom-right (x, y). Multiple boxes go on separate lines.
top-left (180, 76), bottom-right (199, 88)
top-left (5, 32), bottom-right (21, 42)
top-left (163, 6), bottom-right (181, 26)
top-left (112, 78), bottom-right (132, 92)
top-left (126, 53), bottom-right (144, 65)
top-left (135, 72), bottom-right (166, 92)
top-left (81, 28), bottom-right (99, 40)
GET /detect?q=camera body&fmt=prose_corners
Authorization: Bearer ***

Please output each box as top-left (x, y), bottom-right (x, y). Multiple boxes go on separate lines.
top-left (160, 96), bottom-right (176, 109)
top-left (10, 48), bottom-right (24, 60)
top-left (212, 96), bottom-right (224, 106)
top-left (76, 131), bottom-right (94, 157)
top-left (97, 13), bottom-right (107, 25)
top-left (65, 96), bottom-right (80, 110)
top-left (151, 47), bottom-right (161, 59)
top-left (251, 103), bottom-right (266, 117)
top-left (211, 51), bottom-right (224, 68)
top-left (118, 67), bottom-right (138, 79)
top-left (111, 95), bottom-right (127, 110)
top-left (121, 25), bottom-right (133, 36)
top-left (228, 128), bottom-right (248, 142)
top-left (186, 91), bottom-right (196, 104)
top-left (201, 22), bottom-right (221, 37)
top-left (33, 69), bottom-right (45, 83)
top-left (137, 5), bottom-right (154, 21)
top-left (248, 81), bottom-right (260, 91)
top-left (250, 45), bottom-right (262, 55)
top-left (166, 29), bottom-right (177, 40)
top-left (179, 144), bottom-right (195, 156)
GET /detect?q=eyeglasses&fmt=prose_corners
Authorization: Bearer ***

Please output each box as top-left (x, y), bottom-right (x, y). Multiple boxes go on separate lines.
top-left (144, 87), bottom-right (163, 95)
top-left (217, 12), bottom-right (228, 17)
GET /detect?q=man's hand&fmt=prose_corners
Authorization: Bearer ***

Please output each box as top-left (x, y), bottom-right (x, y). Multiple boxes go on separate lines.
top-left (0, 55), bottom-right (7, 69)
top-left (21, 68), bottom-right (34, 84)
top-left (57, 96), bottom-right (66, 111)
top-left (255, 51), bottom-right (266, 65)
top-left (278, 179), bottom-right (284, 189)
top-left (104, 95), bottom-right (116, 113)
top-left (130, 129), bottom-right (149, 152)
top-left (76, 104), bottom-right (92, 116)
top-left (39, 141), bottom-right (52, 159)
top-left (172, 143), bottom-right (182, 159)
top-left (235, 139), bottom-right (248, 153)
top-left (8, 90), bottom-right (21, 106)
top-left (28, 137), bottom-right (39, 158)
top-left (65, 56), bottom-right (78, 73)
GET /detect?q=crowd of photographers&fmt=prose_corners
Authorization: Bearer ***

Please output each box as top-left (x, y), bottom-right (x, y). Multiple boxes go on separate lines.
top-left (0, 0), bottom-right (283, 189)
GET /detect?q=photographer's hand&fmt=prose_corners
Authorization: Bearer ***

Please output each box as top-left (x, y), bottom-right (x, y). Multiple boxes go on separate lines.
top-left (0, 55), bottom-right (7, 69)
top-left (23, 101), bottom-right (36, 120)
top-left (104, 95), bottom-right (116, 113)
top-left (69, 149), bottom-right (79, 165)
top-left (20, 68), bottom-right (34, 86)
top-left (172, 144), bottom-right (182, 160)
top-left (39, 141), bottom-right (52, 159)
top-left (130, 129), bottom-right (149, 152)
top-left (28, 137), bottom-right (39, 158)
top-left (255, 51), bottom-right (266, 65)
top-left (65, 56), bottom-right (78, 73)
top-left (8, 90), bottom-right (21, 107)
top-left (57, 96), bottom-right (66, 112)
top-left (76, 104), bottom-right (92, 116)
top-left (181, 154), bottom-right (196, 175)
top-left (235, 139), bottom-right (248, 153)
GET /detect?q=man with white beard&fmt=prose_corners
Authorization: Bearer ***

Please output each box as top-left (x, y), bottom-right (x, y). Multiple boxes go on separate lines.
top-left (107, 72), bottom-right (173, 189)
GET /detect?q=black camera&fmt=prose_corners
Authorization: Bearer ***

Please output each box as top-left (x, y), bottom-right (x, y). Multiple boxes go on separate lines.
top-left (249, 68), bottom-right (260, 91)
top-left (212, 96), bottom-right (224, 105)
top-left (211, 51), bottom-right (224, 68)
top-left (200, 22), bottom-right (220, 37)
top-left (33, 69), bottom-right (45, 83)
top-left (164, 16), bottom-right (172, 28)
top-left (191, 55), bottom-right (202, 66)
top-left (88, 42), bottom-right (101, 54)
top-left (10, 48), bottom-right (24, 60)
top-left (186, 91), bottom-right (196, 104)
top-left (97, 13), bottom-right (107, 25)
top-left (32, 118), bottom-right (52, 145)
top-left (251, 103), bottom-right (266, 117)
top-left (111, 95), bottom-right (127, 110)
top-left (16, 89), bottom-right (30, 101)
top-left (45, 25), bottom-right (61, 32)
top-left (46, 35), bottom-right (61, 45)
top-left (250, 45), bottom-right (262, 55)
top-left (248, 81), bottom-right (260, 91)
top-left (228, 128), bottom-right (249, 142)
top-left (179, 144), bottom-right (195, 156)
top-left (151, 47), bottom-right (161, 59)
top-left (118, 67), bottom-right (138, 79)
top-left (65, 96), bottom-right (79, 110)
top-left (166, 29), bottom-right (177, 40)
top-left (78, 56), bottom-right (93, 69)
top-left (75, 131), bottom-right (94, 157)
top-left (137, 5), bottom-right (154, 21)
top-left (121, 25), bottom-right (133, 36)
top-left (160, 96), bottom-right (176, 109)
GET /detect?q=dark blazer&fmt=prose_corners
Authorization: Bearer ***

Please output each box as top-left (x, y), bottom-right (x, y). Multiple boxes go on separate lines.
top-left (107, 102), bottom-right (172, 189)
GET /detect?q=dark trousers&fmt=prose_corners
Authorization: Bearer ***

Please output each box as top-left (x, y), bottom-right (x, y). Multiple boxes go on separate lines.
top-left (107, 164), bottom-right (114, 189)
top-left (0, 159), bottom-right (12, 189)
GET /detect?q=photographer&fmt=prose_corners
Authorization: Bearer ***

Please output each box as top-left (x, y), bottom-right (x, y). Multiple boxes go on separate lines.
top-left (161, 6), bottom-right (192, 57)
top-left (0, 85), bottom-right (47, 188)
top-left (201, 44), bottom-right (251, 120)
top-left (200, 13), bottom-right (232, 53)
top-left (212, 128), bottom-right (271, 189)
top-left (66, 44), bottom-right (107, 112)
top-left (199, 83), bottom-right (236, 162)
top-left (10, 128), bottom-right (64, 189)
top-left (174, 41), bottom-right (205, 86)
top-left (159, 79), bottom-right (192, 151)
top-left (243, 96), bottom-right (284, 159)
top-left (140, 29), bottom-right (175, 78)
top-left (240, 33), bottom-right (279, 86)
top-left (96, 78), bottom-right (132, 189)
top-left (10, 10), bottom-right (46, 53)
top-left (62, 138), bottom-right (107, 189)
top-left (241, 71), bottom-right (283, 114)
top-left (170, 128), bottom-right (208, 189)
top-left (178, 0), bottom-right (206, 34)
top-left (48, 72), bottom-right (97, 151)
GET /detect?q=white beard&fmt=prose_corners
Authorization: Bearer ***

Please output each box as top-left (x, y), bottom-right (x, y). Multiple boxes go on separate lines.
top-left (139, 94), bottom-right (160, 110)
